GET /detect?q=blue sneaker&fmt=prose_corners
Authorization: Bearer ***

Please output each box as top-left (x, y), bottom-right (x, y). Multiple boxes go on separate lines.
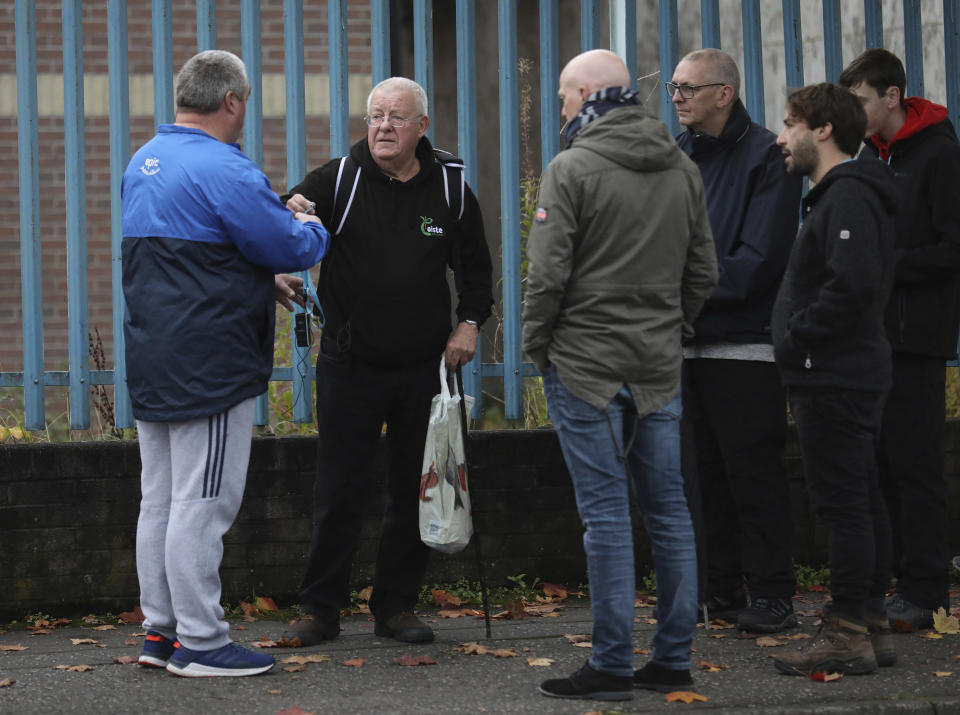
top-left (166, 642), bottom-right (274, 677)
top-left (138, 631), bottom-right (177, 668)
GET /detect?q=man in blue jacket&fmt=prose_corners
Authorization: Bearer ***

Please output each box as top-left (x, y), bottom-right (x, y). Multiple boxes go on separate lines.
top-left (669, 49), bottom-right (801, 632)
top-left (122, 50), bottom-right (328, 677)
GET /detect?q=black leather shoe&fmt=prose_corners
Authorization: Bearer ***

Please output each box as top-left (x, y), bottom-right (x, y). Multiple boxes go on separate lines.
top-left (633, 661), bottom-right (694, 692)
top-left (374, 612), bottom-right (434, 643)
top-left (540, 661), bottom-right (633, 701)
top-left (281, 608), bottom-right (340, 646)
top-left (700, 589), bottom-right (748, 623)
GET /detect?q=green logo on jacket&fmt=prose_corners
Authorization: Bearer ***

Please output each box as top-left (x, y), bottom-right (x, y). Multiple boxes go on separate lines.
top-left (420, 216), bottom-right (444, 237)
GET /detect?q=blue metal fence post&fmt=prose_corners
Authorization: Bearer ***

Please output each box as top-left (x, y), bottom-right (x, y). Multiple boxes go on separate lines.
top-left (865, 0), bottom-right (884, 49)
top-left (539, 0), bottom-right (561, 168)
top-left (108, 0), bottom-right (132, 429)
top-left (946, 0), bottom-right (960, 129)
top-left (741, 0), bottom-right (764, 124)
top-left (63, 0), bottom-right (90, 429)
top-left (414, 0), bottom-right (434, 143)
top-left (456, 0), bottom-right (482, 417)
top-left (701, 0), bottom-right (720, 48)
top-left (581, 0), bottom-right (601, 51)
top-left (329, 0), bottom-right (350, 157)
top-left (284, 0), bottom-right (313, 423)
top-left (499, 0), bottom-right (522, 420)
top-left (903, 0), bottom-right (925, 98)
top-left (197, 0), bottom-right (217, 51)
top-left (609, 0), bottom-right (637, 89)
top-left (659, 0), bottom-right (680, 133)
top-left (823, 0), bottom-right (843, 81)
top-left (15, 0), bottom-right (44, 430)
top-left (152, 0), bottom-right (174, 125)
top-left (371, 0), bottom-right (391, 85)
top-left (782, 1), bottom-right (804, 91)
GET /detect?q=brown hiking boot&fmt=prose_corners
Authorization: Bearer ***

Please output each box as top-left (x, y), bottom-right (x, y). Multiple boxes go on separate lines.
top-left (773, 609), bottom-right (877, 676)
top-left (865, 605), bottom-right (897, 667)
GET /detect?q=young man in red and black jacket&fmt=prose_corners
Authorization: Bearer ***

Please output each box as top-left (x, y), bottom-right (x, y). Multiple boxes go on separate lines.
top-left (840, 48), bottom-right (960, 630)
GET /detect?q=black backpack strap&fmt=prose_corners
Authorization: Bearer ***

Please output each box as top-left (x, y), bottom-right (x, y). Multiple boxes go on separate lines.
top-left (330, 155), bottom-right (362, 236)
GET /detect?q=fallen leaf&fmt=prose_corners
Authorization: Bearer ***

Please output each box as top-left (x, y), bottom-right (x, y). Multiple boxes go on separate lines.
top-left (252, 639), bottom-right (279, 648)
top-left (456, 642), bottom-right (491, 655)
top-left (124, 639), bottom-right (138, 646)
top-left (933, 608), bottom-right (960, 635)
top-left (784, 633), bottom-right (812, 640)
top-left (281, 654), bottom-right (330, 664)
top-left (342, 658), bottom-right (366, 667)
top-left (708, 634), bottom-right (726, 639)
top-left (934, 671), bottom-right (953, 677)
top-left (564, 633), bottom-right (592, 644)
top-left (527, 657), bottom-right (554, 667)
top-left (921, 632), bottom-right (944, 640)
top-left (71, 638), bottom-right (98, 646)
top-left (29, 629), bottom-right (54, 636)
top-left (507, 600), bottom-right (529, 620)
top-left (539, 582), bottom-right (568, 600)
top-left (266, 689), bottom-right (283, 695)
top-left (273, 708), bottom-right (316, 715)
top-left (432, 589), bottom-right (465, 608)
top-left (277, 637), bottom-right (302, 648)
top-left (117, 607), bottom-right (145, 625)
top-left (697, 659), bottom-right (730, 672)
top-left (282, 665), bottom-right (306, 672)
top-left (240, 602), bottom-right (259, 618)
top-left (809, 671), bottom-right (844, 682)
top-left (357, 586), bottom-right (373, 602)
top-left (633, 647), bottom-right (651, 655)
top-left (0, 679), bottom-right (14, 688)
top-left (92, 625), bottom-right (116, 631)
top-left (255, 596), bottom-right (278, 612)
top-left (52, 664), bottom-right (95, 672)
top-left (665, 691), bottom-right (707, 703)
top-left (491, 649), bottom-right (520, 658)
top-left (573, 642), bottom-right (593, 648)
top-left (81, 615), bottom-right (101, 625)
top-left (437, 609), bottom-right (466, 619)
top-left (641, 618), bottom-right (658, 625)
top-left (395, 655), bottom-right (436, 666)
top-left (233, 625), bottom-right (247, 631)
top-left (1, 644), bottom-right (29, 652)
top-left (114, 655), bottom-right (138, 664)
top-left (756, 637), bottom-right (784, 648)
top-left (708, 619), bottom-right (735, 630)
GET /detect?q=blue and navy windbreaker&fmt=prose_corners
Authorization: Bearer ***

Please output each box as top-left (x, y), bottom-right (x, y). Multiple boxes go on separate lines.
top-left (122, 124), bottom-right (329, 422)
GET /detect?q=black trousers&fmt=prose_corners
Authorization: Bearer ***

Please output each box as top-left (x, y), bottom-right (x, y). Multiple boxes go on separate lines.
top-left (877, 354), bottom-right (950, 611)
top-left (682, 360), bottom-right (795, 601)
top-left (297, 338), bottom-right (435, 619)
top-left (789, 387), bottom-right (892, 615)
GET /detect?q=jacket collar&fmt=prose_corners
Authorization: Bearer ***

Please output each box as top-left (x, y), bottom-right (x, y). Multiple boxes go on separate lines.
top-left (685, 98), bottom-right (751, 158)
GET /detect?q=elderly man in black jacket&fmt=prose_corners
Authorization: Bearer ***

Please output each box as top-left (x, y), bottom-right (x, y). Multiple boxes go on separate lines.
top-left (771, 82), bottom-right (897, 676)
top-left (669, 48), bottom-right (801, 633)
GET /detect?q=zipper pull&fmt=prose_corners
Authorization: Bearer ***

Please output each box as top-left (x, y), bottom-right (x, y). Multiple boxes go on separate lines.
top-left (804, 354), bottom-right (812, 369)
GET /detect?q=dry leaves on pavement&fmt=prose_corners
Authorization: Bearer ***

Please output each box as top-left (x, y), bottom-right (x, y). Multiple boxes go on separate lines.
top-left (272, 708), bottom-right (316, 715)
top-left (933, 607), bottom-right (960, 635)
top-left (755, 636), bottom-right (785, 648)
top-left (453, 642), bottom-right (519, 658)
top-left (527, 657), bottom-right (554, 667)
top-left (116, 607), bottom-right (145, 625)
top-left (665, 691), bottom-right (708, 703)
top-left (114, 655), bottom-right (139, 664)
top-left (809, 671), bottom-right (843, 682)
top-left (342, 658), bottom-right (366, 667)
top-left (52, 664), bottom-right (95, 672)
top-left (0, 644), bottom-right (27, 651)
top-left (70, 638), bottom-right (98, 646)
top-left (697, 659), bottom-right (730, 672)
top-left (281, 654), bottom-right (329, 665)
top-left (395, 655), bottom-right (436, 666)
top-left (934, 671), bottom-right (953, 677)
top-left (0, 679), bottom-right (14, 688)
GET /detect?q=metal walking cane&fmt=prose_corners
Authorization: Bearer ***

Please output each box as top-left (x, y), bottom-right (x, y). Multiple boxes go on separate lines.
top-left (455, 365), bottom-right (492, 639)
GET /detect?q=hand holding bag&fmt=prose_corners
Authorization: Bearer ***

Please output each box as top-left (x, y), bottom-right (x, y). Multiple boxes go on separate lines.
top-left (419, 358), bottom-right (475, 554)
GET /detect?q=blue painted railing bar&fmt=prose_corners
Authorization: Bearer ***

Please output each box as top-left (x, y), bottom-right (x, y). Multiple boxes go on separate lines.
top-left (609, 0), bottom-right (637, 89)
top-left (241, 0), bottom-right (269, 426)
top-left (865, 0), bottom-right (883, 49)
top-left (152, 0), bottom-right (174, 125)
top-left (741, 1), bottom-right (765, 125)
top-left (659, 0), bottom-right (680, 135)
top-left (63, 0), bottom-right (91, 429)
top-left (329, 0), bottom-right (350, 158)
top-left (903, 1), bottom-right (925, 99)
top-left (197, 0), bottom-right (216, 51)
top-left (283, 0), bottom-right (312, 424)
top-left (823, 1), bottom-right (843, 81)
top-left (455, 0), bottom-right (482, 417)
top-left (539, 0), bottom-right (561, 170)
top-left (498, 0), bottom-right (522, 419)
top-left (782, 0), bottom-right (804, 90)
top-left (108, 0), bottom-right (133, 429)
top-left (581, 0), bottom-right (601, 52)
top-left (370, 0), bottom-right (391, 85)
top-left (15, 0), bottom-right (44, 430)
top-left (701, 0), bottom-right (721, 48)
top-left (946, 0), bottom-right (960, 130)
top-left (414, 0), bottom-right (434, 143)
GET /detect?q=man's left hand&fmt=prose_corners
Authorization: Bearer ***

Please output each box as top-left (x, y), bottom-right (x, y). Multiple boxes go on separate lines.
top-left (275, 273), bottom-right (305, 312)
top-left (444, 321), bottom-right (479, 370)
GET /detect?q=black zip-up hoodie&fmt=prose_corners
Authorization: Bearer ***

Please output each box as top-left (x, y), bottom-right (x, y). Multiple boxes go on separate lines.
top-left (771, 159), bottom-right (898, 391)
top-left (283, 137), bottom-right (493, 367)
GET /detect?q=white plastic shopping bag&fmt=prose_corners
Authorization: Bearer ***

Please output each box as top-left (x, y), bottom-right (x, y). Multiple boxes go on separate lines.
top-left (419, 358), bottom-right (475, 554)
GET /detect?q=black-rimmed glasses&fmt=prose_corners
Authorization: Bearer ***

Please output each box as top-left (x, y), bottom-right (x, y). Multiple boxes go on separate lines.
top-left (664, 82), bottom-right (726, 99)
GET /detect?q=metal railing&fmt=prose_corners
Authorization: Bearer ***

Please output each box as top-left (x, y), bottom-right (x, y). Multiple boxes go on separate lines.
top-left (8, 0), bottom-right (960, 430)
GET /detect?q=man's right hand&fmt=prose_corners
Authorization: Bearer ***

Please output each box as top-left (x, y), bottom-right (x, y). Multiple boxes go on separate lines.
top-left (286, 193), bottom-right (316, 215)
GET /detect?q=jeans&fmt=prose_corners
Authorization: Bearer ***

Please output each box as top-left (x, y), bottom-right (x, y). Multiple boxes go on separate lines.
top-left (543, 367), bottom-right (698, 676)
top-left (297, 337), bottom-right (436, 619)
top-left (789, 387), bottom-right (892, 617)
top-left (682, 360), bottom-right (794, 601)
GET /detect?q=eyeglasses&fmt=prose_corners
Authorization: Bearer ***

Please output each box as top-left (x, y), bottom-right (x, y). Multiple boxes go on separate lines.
top-left (664, 82), bottom-right (726, 99)
top-left (364, 114), bottom-right (422, 128)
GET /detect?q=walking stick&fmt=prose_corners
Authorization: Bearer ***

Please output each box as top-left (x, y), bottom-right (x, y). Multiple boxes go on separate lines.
top-left (456, 365), bottom-right (492, 639)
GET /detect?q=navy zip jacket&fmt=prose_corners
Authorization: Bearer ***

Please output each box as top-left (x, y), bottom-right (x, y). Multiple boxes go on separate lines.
top-left (677, 99), bottom-right (802, 345)
top-left (858, 104), bottom-right (960, 359)
top-left (772, 160), bottom-right (898, 391)
top-left (122, 125), bottom-right (329, 422)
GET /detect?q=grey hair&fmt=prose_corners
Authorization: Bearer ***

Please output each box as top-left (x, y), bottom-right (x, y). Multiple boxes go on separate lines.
top-left (175, 50), bottom-right (249, 115)
top-left (681, 48), bottom-right (741, 96)
top-left (367, 77), bottom-right (429, 117)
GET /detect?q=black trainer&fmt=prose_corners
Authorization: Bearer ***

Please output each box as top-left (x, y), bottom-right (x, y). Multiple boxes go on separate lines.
top-left (700, 589), bottom-right (747, 623)
top-left (281, 607), bottom-right (341, 646)
top-left (738, 596), bottom-right (798, 633)
top-left (374, 612), bottom-right (434, 643)
top-left (540, 661), bottom-right (633, 701)
top-left (633, 661), bottom-right (694, 692)
top-left (885, 592), bottom-right (934, 630)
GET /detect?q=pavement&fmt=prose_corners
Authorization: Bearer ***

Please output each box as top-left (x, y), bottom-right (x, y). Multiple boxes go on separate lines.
top-left (1, 590), bottom-right (959, 715)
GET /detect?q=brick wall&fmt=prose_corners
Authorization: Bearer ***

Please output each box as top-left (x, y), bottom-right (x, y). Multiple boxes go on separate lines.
top-left (3, 425), bottom-right (960, 620)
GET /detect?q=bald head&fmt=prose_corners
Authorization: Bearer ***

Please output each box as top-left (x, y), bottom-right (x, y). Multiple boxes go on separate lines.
top-left (558, 49), bottom-right (631, 122)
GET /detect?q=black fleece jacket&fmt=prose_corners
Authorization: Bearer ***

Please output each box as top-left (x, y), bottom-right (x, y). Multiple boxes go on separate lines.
top-left (282, 137), bottom-right (493, 367)
top-left (772, 160), bottom-right (898, 391)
